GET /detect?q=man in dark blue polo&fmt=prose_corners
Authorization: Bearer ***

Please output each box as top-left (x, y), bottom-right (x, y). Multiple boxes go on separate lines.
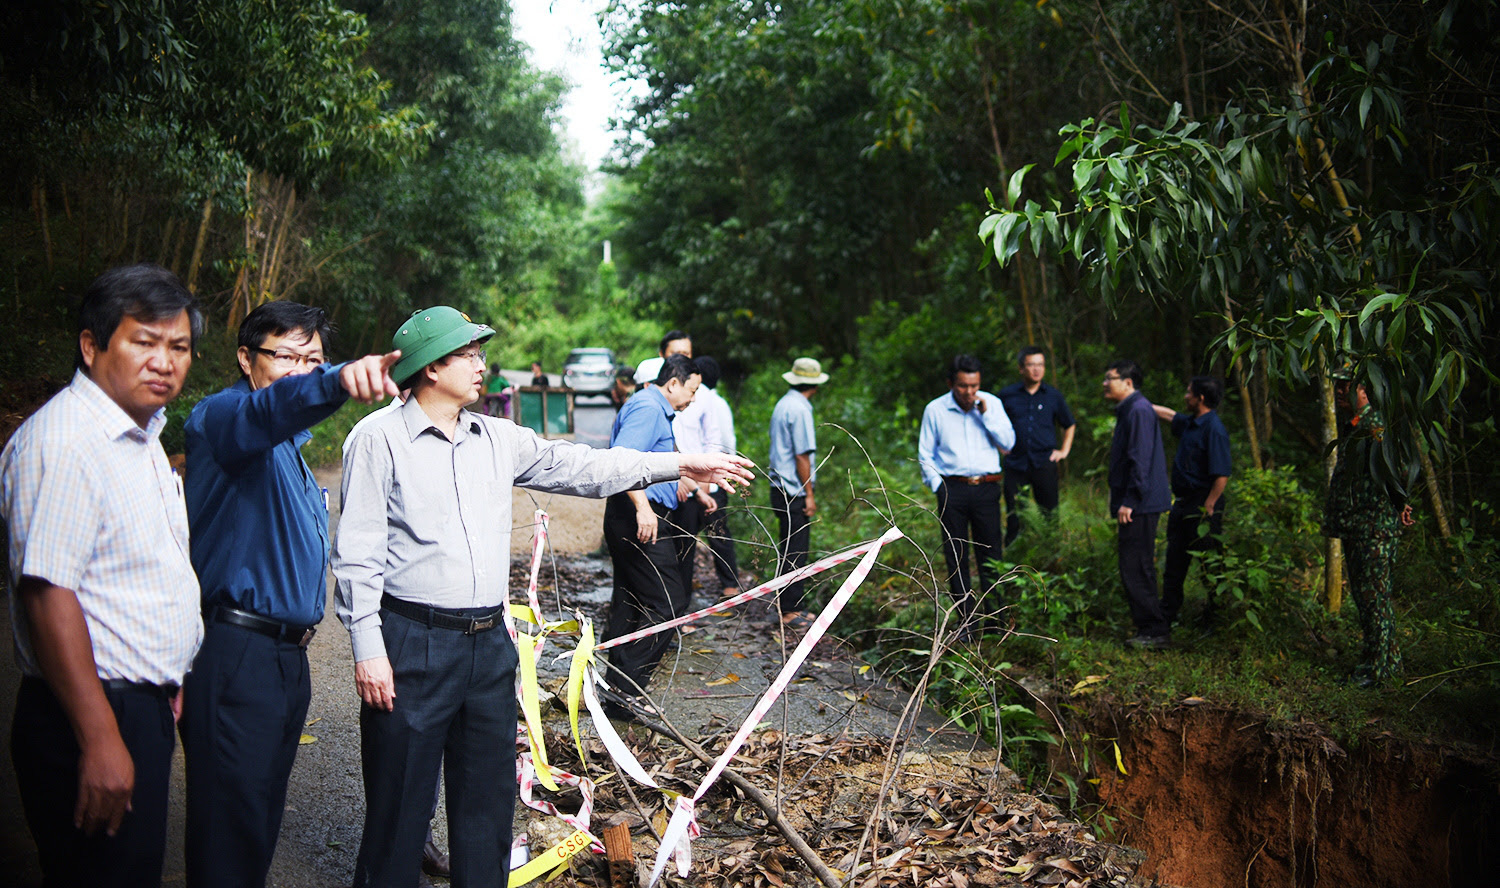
top-left (1153, 376), bottom-right (1232, 627)
top-left (181, 302), bottom-right (399, 888)
top-left (997, 347), bottom-right (1076, 545)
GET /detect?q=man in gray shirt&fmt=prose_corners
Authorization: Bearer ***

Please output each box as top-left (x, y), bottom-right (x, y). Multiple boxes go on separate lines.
top-left (333, 307), bottom-right (753, 888)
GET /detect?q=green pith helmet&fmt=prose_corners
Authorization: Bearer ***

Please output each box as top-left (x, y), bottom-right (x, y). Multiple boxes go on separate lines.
top-left (1329, 356), bottom-right (1356, 380)
top-left (390, 306), bottom-right (495, 388)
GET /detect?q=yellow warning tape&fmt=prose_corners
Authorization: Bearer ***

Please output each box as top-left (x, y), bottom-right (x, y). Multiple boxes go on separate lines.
top-left (515, 632), bottom-right (559, 792)
top-left (566, 617), bottom-right (594, 766)
top-left (507, 828), bottom-right (596, 887)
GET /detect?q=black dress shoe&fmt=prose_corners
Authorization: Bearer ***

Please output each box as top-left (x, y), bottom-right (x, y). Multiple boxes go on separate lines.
top-left (422, 838), bottom-right (450, 877)
top-left (1124, 633), bottom-right (1171, 650)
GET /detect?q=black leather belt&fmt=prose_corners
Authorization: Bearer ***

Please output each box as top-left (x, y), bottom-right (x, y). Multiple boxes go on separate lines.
top-left (380, 594), bottom-right (503, 635)
top-left (101, 678), bottom-right (180, 698)
top-left (207, 606), bottom-right (317, 648)
top-left (943, 473), bottom-right (1004, 485)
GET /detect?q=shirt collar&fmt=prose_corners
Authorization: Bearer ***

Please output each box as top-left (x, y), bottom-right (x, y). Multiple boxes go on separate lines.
top-left (400, 393), bottom-right (483, 443)
top-left (645, 384), bottom-right (676, 419)
top-left (69, 369), bottom-right (166, 442)
top-left (943, 390), bottom-right (980, 413)
top-left (1115, 390), bottom-right (1144, 415)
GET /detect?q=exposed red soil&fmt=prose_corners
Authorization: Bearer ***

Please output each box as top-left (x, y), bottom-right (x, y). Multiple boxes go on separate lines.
top-left (1062, 705), bottom-right (1500, 887)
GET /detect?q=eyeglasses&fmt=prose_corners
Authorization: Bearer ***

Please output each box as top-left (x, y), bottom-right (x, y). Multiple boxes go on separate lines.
top-left (254, 347), bottom-right (325, 368)
top-left (449, 349), bottom-right (486, 365)
top-left (1102, 374), bottom-right (1123, 382)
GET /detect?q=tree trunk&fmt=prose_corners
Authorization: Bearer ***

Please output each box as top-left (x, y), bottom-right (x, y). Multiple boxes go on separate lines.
top-left (1318, 352), bottom-right (1343, 612)
top-left (1222, 293), bottom-right (1262, 469)
top-left (1417, 439), bottom-right (1451, 538)
top-left (34, 181), bottom-right (54, 273)
top-left (186, 196), bottom-right (214, 294)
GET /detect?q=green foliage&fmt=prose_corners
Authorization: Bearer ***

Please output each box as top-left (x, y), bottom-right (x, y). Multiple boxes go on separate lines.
top-left (1194, 469), bottom-right (1325, 634)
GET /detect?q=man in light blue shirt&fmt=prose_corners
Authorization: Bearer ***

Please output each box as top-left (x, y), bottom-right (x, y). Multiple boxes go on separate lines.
top-left (918, 355), bottom-right (1015, 638)
top-left (769, 357), bottom-right (827, 620)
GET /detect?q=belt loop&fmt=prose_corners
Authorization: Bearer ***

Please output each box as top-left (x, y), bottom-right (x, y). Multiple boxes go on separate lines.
top-left (426, 606), bottom-right (434, 630)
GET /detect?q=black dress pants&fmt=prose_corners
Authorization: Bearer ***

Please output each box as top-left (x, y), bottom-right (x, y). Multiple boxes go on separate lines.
top-left (1117, 511), bottom-right (1167, 637)
top-left (1162, 491), bottom-right (1226, 624)
top-left (353, 603), bottom-right (519, 888)
top-left (706, 487), bottom-right (741, 590)
top-left (771, 486), bottom-right (812, 613)
top-left (671, 497), bottom-right (707, 601)
top-left (181, 621), bottom-right (311, 888)
top-left (1003, 461), bottom-right (1060, 544)
top-left (936, 481), bottom-right (1005, 620)
top-left (602, 494), bottom-right (687, 695)
top-left (12, 676), bottom-right (175, 888)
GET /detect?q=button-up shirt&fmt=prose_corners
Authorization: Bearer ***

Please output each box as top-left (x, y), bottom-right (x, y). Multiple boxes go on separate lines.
top-left (1167, 409), bottom-right (1232, 494)
top-left (769, 389), bottom-right (817, 496)
top-left (186, 367), bottom-right (350, 626)
top-left (672, 395), bottom-right (721, 455)
top-left (609, 385), bottom-right (680, 509)
top-left (1108, 391), bottom-right (1171, 515)
top-left (696, 385), bottom-right (736, 454)
top-left (917, 391), bottom-right (1016, 492)
top-left (334, 396), bottom-right (679, 662)
top-left (1, 371), bottom-right (201, 684)
top-left (997, 382), bottom-right (1075, 472)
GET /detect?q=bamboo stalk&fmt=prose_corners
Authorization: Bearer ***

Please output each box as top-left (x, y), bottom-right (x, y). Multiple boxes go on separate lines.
top-left (1318, 352), bottom-right (1343, 611)
top-left (186, 196), bottom-right (214, 294)
top-left (1417, 439), bottom-right (1451, 538)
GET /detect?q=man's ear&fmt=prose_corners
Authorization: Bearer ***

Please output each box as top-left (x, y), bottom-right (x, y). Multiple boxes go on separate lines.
top-left (79, 330), bottom-right (99, 372)
top-left (236, 346), bottom-right (254, 378)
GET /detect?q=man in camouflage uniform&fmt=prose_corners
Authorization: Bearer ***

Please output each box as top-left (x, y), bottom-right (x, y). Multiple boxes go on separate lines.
top-left (1322, 368), bottom-right (1414, 686)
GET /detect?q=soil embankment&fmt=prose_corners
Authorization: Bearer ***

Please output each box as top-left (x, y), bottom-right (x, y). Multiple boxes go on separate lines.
top-left (1053, 702), bottom-right (1500, 887)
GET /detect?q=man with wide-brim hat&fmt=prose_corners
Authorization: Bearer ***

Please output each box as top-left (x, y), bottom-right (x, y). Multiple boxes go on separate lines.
top-left (334, 306), bottom-right (755, 888)
top-left (769, 357), bottom-right (828, 624)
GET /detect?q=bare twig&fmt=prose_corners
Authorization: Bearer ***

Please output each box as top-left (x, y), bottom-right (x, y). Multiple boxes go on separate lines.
top-left (636, 715), bottom-right (844, 888)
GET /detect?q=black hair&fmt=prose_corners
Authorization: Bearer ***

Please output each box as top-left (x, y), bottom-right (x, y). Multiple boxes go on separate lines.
top-left (489, 363), bottom-right (500, 374)
top-left (238, 301), bottom-right (333, 365)
top-left (659, 329), bottom-right (691, 356)
top-left (792, 383), bottom-right (818, 393)
top-left (948, 354), bottom-right (982, 382)
top-left (1189, 375), bottom-right (1223, 409)
top-left (1018, 346), bottom-right (1046, 366)
top-left (615, 366), bottom-right (635, 381)
top-left (1106, 359), bottom-right (1143, 388)
top-left (655, 353), bottom-right (699, 386)
top-left (696, 355), bottom-right (722, 389)
top-left (76, 263), bottom-right (202, 371)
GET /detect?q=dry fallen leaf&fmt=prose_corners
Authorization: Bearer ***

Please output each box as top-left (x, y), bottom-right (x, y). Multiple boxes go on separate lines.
top-left (298, 733), bottom-right (317, 745)
top-left (707, 673), bottom-right (741, 687)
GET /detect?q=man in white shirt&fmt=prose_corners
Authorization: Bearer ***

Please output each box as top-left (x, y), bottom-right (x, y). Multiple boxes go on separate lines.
top-left (2, 264), bottom-right (202, 887)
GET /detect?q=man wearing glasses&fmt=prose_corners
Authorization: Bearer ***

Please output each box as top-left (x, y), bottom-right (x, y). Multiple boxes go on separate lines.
top-left (1101, 360), bottom-right (1171, 649)
top-left (334, 307), bottom-right (753, 888)
top-left (180, 302), bottom-right (400, 888)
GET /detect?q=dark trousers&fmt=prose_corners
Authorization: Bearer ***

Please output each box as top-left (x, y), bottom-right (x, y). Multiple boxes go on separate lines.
top-left (1004, 461), bottom-right (1060, 544)
top-left (1344, 533), bottom-right (1402, 681)
top-left (771, 486), bottom-right (812, 613)
top-left (936, 481), bottom-right (1005, 620)
top-left (180, 621), bottom-right (311, 888)
top-left (671, 497), bottom-right (707, 600)
top-left (12, 676), bottom-right (175, 888)
top-left (706, 487), bottom-right (741, 590)
top-left (353, 605), bottom-right (519, 888)
top-left (1162, 492), bottom-right (1226, 624)
top-left (1117, 511), bottom-right (1167, 637)
top-left (602, 495), bottom-right (688, 695)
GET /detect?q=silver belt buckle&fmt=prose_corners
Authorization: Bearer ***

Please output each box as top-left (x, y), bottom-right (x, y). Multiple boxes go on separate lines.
top-left (466, 616), bottom-right (495, 635)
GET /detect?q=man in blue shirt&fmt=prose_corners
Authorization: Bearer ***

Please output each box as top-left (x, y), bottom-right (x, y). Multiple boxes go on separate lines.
top-left (997, 347), bottom-right (1076, 545)
top-left (1153, 376), bottom-right (1232, 627)
top-left (1103, 360), bottom-right (1172, 648)
top-left (769, 357), bottom-right (826, 622)
top-left (601, 354), bottom-right (702, 716)
top-left (181, 302), bottom-right (400, 888)
top-left (918, 355), bottom-right (1015, 637)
